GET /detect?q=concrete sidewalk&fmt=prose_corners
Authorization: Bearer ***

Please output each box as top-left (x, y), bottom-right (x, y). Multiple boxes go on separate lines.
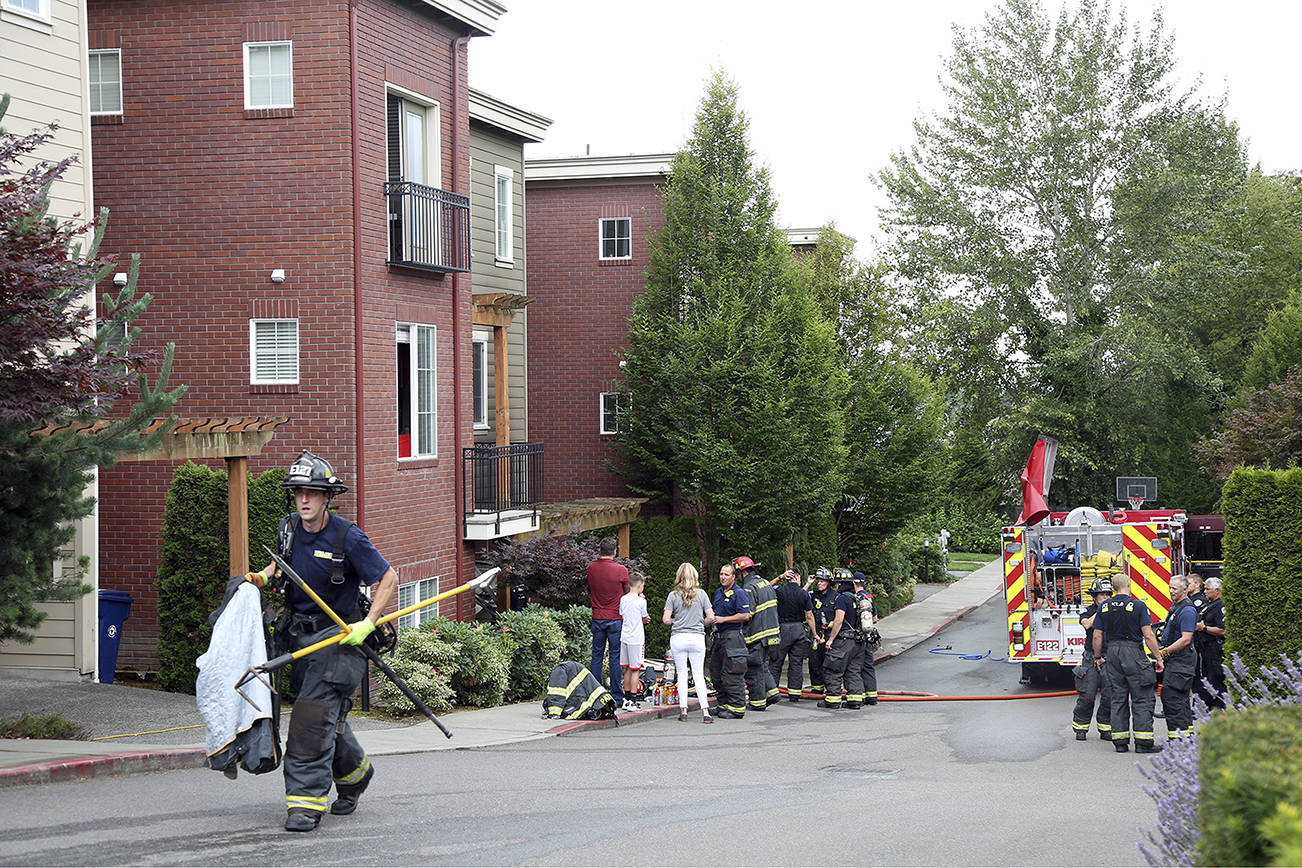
top-left (0, 557), bottom-right (1003, 787)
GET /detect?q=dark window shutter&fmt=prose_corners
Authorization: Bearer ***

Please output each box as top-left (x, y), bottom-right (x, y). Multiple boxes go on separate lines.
top-left (387, 94), bottom-right (402, 181)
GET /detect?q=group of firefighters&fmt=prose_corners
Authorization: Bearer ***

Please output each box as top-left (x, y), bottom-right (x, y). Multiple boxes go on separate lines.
top-left (707, 559), bottom-right (882, 718)
top-left (1071, 570), bottom-right (1227, 753)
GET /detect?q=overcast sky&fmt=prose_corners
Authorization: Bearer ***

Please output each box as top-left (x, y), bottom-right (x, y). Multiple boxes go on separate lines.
top-left (470, 1), bottom-right (1302, 257)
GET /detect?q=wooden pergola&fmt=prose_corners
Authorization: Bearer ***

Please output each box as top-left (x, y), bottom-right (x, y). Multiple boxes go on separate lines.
top-left (41, 415), bottom-right (290, 575)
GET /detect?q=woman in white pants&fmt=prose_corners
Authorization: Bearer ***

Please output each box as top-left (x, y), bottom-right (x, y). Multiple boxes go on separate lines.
top-left (663, 563), bottom-right (715, 723)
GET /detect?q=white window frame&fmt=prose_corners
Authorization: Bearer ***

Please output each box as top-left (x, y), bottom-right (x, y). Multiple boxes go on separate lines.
top-left (600, 391), bottom-right (632, 435)
top-left (2, 0), bottom-right (51, 24)
top-left (397, 323), bottom-right (438, 459)
top-left (397, 576), bottom-right (441, 630)
top-left (494, 166), bottom-right (513, 264)
top-left (386, 84), bottom-right (442, 189)
top-left (472, 331), bottom-right (490, 430)
top-left (88, 49), bottom-right (122, 117)
top-left (249, 318), bottom-right (299, 385)
top-left (599, 217), bottom-right (632, 261)
top-left (242, 41), bottom-right (293, 110)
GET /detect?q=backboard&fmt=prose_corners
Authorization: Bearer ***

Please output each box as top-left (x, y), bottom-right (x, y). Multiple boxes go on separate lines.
top-left (1115, 476), bottom-right (1157, 509)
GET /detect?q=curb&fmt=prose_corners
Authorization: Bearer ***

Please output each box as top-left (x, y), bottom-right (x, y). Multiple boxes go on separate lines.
top-left (0, 747), bottom-right (206, 788)
top-left (547, 697), bottom-right (707, 735)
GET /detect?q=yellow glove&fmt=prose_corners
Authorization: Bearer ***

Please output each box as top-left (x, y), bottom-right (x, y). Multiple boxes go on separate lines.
top-left (244, 570), bottom-right (268, 588)
top-left (339, 618), bottom-right (376, 646)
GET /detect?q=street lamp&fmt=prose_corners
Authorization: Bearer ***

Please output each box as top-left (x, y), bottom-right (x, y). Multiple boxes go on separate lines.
top-left (924, 538), bottom-right (930, 583)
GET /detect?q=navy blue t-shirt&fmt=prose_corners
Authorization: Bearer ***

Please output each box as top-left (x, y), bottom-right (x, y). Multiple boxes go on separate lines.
top-left (285, 513), bottom-right (391, 615)
top-left (712, 584), bottom-right (751, 631)
top-left (833, 592), bottom-right (859, 631)
top-left (1161, 600), bottom-right (1198, 645)
top-left (1098, 594), bottom-right (1151, 643)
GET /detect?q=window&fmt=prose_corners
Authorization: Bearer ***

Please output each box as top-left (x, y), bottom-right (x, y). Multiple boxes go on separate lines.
top-left (2, 0), bottom-right (49, 20)
top-left (396, 323), bottom-right (437, 458)
top-left (249, 319), bottom-right (299, 384)
top-left (397, 577), bottom-right (440, 630)
top-left (599, 217), bottom-right (631, 260)
top-left (600, 391), bottom-right (631, 435)
top-left (243, 41), bottom-right (293, 110)
top-left (88, 50), bottom-right (122, 116)
top-left (386, 90), bottom-right (440, 187)
top-left (472, 333), bottom-right (489, 429)
top-left (494, 167), bottom-right (513, 262)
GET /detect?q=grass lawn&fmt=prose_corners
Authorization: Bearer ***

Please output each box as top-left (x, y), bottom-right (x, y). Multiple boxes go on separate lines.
top-left (947, 551), bottom-right (999, 570)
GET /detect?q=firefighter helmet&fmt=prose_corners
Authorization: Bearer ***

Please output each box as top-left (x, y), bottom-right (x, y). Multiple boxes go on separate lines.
top-left (814, 567), bottom-right (834, 583)
top-left (833, 567), bottom-right (853, 582)
top-left (733, 555), bottom-right (760, 572)
top-left (1088, 577), bottom-right (1113, 596)
top-left (282, 450), bottom-right (348, 495)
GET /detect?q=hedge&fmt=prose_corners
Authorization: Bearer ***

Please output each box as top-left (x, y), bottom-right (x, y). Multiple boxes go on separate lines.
top-left (498, 606), bottom-right (566, 701)
top-left (155, 463), bottom-right (287, 692)
top-left (1221, 466), bottom-right (1302, 674)
top-left (1199, 704), bottom-right (1302, 866)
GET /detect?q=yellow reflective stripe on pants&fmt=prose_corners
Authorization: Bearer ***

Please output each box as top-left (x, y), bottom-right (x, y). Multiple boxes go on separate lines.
top-left (1097, 723), bottom-right (1112, 731)
top-left (846, 693), bottom-right (865, 702)
top-left (1072, 722), bottom-right (1090, 731)
top-left (719, 702), bottom-right (745, 714)
top-left (1133, 731), bottom-right (1155, 740)
top-left (334, 755), bottom-right (370, 785)
top-left (286, 795), bottom-right (328, 812)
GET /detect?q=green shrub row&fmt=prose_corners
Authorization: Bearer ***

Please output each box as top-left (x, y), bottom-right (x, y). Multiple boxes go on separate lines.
top-left (382, 604), bottom-right (584, 714)
top-left (1221, 466), bottom-right (1302, 672)
top-left (1199, 704), bottom-right (1302, 866)
top-left (629, 515), bottom-right (699, 659)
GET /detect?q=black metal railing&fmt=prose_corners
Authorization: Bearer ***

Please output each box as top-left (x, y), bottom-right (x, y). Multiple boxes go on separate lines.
top-left (385, 180), bottom-right (471, 273)
top-left (463, 442), bottom-right (544, 534)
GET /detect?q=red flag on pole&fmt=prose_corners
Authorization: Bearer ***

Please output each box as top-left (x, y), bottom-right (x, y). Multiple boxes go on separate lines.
top-left (1018, 436), bottom-right (1057, 526)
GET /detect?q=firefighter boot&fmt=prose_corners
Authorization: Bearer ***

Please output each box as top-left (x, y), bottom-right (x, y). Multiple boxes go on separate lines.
top-left (331, 765), bottom-right (375, 815)
top-left (285, 808), bottom-right (322, 832)
top-left (1135, 742), bottom-right (1163, 754)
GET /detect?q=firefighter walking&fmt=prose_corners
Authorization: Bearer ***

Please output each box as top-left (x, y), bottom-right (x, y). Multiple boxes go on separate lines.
top-left (737, 556), bottom-right (780, 711)
top-left (770, 570), bottom-right (816, 701)
top-left (247, 451), bottom-right (399, 832)
top-left (1093, 572), bottom-right (1164, 754)
top-left (1072, 578), bottom-right (1113, 740)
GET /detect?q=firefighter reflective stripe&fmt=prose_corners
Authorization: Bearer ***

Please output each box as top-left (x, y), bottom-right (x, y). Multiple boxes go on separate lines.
top-left (1133, 730), bottom-right (1155, 740)
top-left (746, 626), bottom-right (780, 644)
top-left (1004, 529), bottom-right (1030, 658)
top-left (286, 794), bottom-right (328, 813)
top-left (765, 686), bottom-right (780, 699)
top-left (718, 701), bottom-right (746, 714)
top-left (1098, 722), bottom-right (1112, 732)
top-left (1122, 525), bottom-right (1172, 622)
top-left (1072, 721), bottom-right (1090, 732)
top-left (570, 685), bottom-right (613, 719)
top-left (846, 692), bottom-right (865, 702)
top-left (335, 755), bottom-right (370, 786)
top-left (547, 670), bottom-right (587, 700)
top-left (866, 690), bottom-right (878, 699)
top-left (1113, 729), bottom-right (1131, 740)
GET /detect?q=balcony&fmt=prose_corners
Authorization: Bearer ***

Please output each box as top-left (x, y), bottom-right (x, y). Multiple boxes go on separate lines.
top-left (385, 180), bottom-right (471, 273)
top-left (463, 442), bottom-right (543, 540)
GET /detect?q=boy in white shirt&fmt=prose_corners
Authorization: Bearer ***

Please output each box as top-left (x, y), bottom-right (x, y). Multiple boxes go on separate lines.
top-left (618, 573), bottom-right (651, 710)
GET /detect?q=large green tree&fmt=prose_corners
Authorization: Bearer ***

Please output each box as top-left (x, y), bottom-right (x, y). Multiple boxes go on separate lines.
top-left (0, 97), bottom-right (184, 642)
top-left (620, 73), bottom-right (846, 564)
top-left (878, 0), bottom-right (1246, 512)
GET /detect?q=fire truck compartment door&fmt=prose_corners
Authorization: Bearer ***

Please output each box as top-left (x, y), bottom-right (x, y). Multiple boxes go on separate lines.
top-left (1028, 611), bottom-right (1064, 657)
top-left (1061, 615), bottom-right (1086, 663)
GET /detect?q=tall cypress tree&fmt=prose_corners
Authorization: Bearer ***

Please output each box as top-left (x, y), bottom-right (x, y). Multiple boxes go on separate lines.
top-left (620, 73), bottom-right (846, 565)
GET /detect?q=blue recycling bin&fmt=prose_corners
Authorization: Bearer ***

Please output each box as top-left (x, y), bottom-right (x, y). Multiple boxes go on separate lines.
top-left (98, 589), bottom-right (133, 684)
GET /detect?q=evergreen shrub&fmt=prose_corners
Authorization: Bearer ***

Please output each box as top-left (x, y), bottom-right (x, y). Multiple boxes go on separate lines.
top-left (549, 604), bottom-right (592, 665)
top-left (498, 606), bottom-right (566, 700)
top-left (421, 617), bottom-right (510, 708)
top-left (1198, 704), bottom-right (1302, 866)
top-left (1220, 466), bottom-right (1302, 672)
top-left (379, 626), bottom-right (457, 715)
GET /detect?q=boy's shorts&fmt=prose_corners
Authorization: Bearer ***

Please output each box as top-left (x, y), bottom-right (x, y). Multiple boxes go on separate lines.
top-left (620, 642), bottom-right (644, 670)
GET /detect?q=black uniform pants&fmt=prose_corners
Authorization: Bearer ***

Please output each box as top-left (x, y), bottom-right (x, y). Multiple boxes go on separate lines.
top-left (1161, 648), bottom-right (1197, 739)
top-left (770, 622), bottom-right (811, 695)
top-left (708, 630), bottom-right (748, 716)
top-left (823, 634), bottom-right (865, 705)
top-left (1198, 642), bottom-right (1226, 709)
top-left (1072, 658), bottom-right (1112, 736)
top-left (808, 632), bottom-right (828, 692)
top-left (744, 641), bottom-right (778, 709)
top-left (283, 629), bottom-right (370, 816)
top-left (1104, 640), bottom-right (1157, 745)
top-left (860, 647), bottom-right (877, 702)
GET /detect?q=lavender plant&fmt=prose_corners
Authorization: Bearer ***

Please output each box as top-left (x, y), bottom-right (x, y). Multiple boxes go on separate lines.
top-left (1137, 650), bottom-right (1302, 866)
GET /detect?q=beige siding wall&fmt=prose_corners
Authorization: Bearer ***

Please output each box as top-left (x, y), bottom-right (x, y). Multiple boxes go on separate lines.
top-left (470, 123), bottom-right (528, 444)
top-left (0, 0), bottom-right (97, 678)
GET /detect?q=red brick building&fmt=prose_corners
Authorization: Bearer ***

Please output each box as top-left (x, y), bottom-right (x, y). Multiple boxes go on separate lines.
top-left (87, 0), bottom-right (506, 669)
top-left (524, 154), bottom-right (671, 503)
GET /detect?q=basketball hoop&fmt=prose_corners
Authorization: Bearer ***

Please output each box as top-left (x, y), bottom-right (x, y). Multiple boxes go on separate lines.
top-left (1127, 496), bottom-right (1145, 511)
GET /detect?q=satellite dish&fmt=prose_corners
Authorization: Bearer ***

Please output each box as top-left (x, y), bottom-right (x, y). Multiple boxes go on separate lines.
top-left (1063, 506), bottom-right (1107, 526)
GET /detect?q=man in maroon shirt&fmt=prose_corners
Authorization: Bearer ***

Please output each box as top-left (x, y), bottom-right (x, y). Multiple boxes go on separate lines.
top-left (587, 536), bottom-right (630, 705)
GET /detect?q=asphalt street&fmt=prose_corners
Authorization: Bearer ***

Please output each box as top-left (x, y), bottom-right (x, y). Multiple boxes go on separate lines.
top-left (0, 595), bottom-right (1160, 867)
